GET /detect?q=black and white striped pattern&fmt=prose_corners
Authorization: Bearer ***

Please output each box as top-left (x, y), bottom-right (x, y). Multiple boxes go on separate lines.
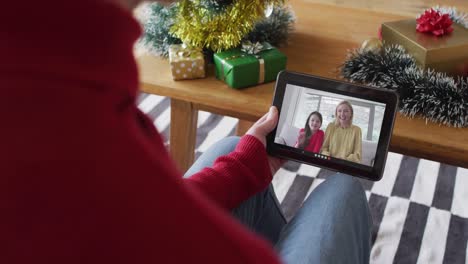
top-left (138, 93), bottom-right (468, 264)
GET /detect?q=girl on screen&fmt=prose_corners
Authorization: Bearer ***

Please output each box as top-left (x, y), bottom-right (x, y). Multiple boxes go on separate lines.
top-left (321, 101), bottom-right (362, 163)
top-left (295, 111), bottom-right (325, 153)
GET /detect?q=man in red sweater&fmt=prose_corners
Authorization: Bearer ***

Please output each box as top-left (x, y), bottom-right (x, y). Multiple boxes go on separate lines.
top-left (1, 0), bottom-right (371, 263)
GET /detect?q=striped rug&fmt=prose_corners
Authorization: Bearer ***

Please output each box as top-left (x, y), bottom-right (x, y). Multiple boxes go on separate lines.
top-left (138, 93), bottom-right (468, 264)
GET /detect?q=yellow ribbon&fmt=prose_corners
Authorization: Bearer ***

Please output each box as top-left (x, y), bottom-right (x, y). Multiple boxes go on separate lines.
top-left (220, 53), bottom-right (265, 84)
top-left (258, 57), bottom-right (265, 84)
top-left (171, 44), bottom-right (203, 61)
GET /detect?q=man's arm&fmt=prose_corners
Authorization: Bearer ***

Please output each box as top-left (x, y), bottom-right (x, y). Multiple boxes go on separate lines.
top-left (185, 107), bottom-right (280, 210)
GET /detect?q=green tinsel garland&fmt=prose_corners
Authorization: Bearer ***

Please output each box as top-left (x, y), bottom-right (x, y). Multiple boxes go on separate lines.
top-left (199, 0), bottom-right (233, 13)
top-left (245, 5), bottom-right (295, 47)
top-left (342, 45), bottom-right (468, 128)
top-left (141, 2), bottom-right (294, 57)
top-left (141, 3), bottom-right (181, 57)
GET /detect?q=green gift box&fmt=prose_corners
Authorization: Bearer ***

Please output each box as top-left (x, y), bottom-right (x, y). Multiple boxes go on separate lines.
top-left (214, 42), bottom-right (287, 89)
top-left (381, 19), bottom-right (468, 76)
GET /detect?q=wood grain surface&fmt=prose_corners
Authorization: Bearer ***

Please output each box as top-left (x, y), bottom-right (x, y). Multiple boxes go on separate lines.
top-left (301, 0), bottom-right (468, 17)
top-left (169, 99), bottom-right (198, 172)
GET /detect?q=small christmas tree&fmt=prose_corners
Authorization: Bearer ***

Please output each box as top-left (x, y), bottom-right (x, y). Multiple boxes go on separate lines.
top-left (142, 0), bottom-right (295, 57)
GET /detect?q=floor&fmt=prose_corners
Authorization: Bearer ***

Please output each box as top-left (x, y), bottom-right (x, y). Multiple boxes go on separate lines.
top-left (138, 93), bottom-right (468, 264)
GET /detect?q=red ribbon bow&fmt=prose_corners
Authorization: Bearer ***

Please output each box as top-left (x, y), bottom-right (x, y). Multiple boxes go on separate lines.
top-left (416, 8), bottom-right (454, 36)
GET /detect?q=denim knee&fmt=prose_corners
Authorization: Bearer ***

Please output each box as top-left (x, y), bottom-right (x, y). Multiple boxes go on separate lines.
top-left (217, 136), bottom-right (240, 150)
top-left (328, 174), bottom-right (365, 194)
top-left (276, 173), bottom-right (372, 264)
top-left (326, 173), bottom-right (371, 222)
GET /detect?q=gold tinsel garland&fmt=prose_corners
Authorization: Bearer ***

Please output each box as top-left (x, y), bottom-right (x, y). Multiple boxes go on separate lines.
top-left (170, 0), bottom-right (284, 52)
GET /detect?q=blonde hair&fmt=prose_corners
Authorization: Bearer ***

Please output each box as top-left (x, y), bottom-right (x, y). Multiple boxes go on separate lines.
top-left (334, 100), bottom-right (354, 126)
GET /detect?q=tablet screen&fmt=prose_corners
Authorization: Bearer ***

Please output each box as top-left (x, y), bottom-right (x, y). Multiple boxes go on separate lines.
top-left (267, 71), bottom-right (398, 181)
top-left (274, 84), bottom-right (386, 168)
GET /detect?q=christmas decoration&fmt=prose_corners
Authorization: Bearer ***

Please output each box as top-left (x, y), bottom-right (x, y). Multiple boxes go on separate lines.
top-left (241, 41), bottom-right (265, 54)
top-left (381, 9), bottom-right (468, 75)
top-left (141, 3), bottom-right (181, 57)
top-left (360, 38), bottom-right (383, 54)
top-left (244, 5), bottom-right (296, 47)
top-left (214, 41), bottom-right (287, 89)
top-left (342, 45), bottom-right (468, 128)
top-left (170, 0), bottom-right (285, 52)
top-left (169, 44), bottom-right (206, 80)
top-left (425, 6), bottom-right (468, 29)
top-left (416, 8), bottom-right (453, 36)
top-left (141, 2), bottom-right (294, 57)
top-left (199, 0), bottom-right (233, 13)
top-left (346, 6), bottom-right (468, 127)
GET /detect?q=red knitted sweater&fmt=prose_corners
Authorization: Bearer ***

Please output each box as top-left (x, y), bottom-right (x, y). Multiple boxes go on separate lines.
top-left (0, 1), bottom-right (281, 263)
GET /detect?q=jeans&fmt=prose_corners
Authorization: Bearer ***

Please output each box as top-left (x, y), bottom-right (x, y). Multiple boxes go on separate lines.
top-left (185, 137), bottom-right (372, 264)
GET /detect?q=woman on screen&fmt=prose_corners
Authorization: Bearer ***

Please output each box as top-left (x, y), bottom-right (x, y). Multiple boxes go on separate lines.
top-left (321, 101), bottom-right (362, 163)
top-left (295, 111), bottom-right (325, 153)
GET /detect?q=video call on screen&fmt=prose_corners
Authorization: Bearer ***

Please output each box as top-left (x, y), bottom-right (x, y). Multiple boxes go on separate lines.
top-left (274, 84), bottom-right (386, 167)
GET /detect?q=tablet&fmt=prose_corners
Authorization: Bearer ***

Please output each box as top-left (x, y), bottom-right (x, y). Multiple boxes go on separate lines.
top-left (266, 71), bottom-right (398, 181)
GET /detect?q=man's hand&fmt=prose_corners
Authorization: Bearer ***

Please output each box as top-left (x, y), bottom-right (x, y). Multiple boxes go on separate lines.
top-left (246, 106), bottom-right (284, 176)
top-left (246, 106), bottom-right (278, 146)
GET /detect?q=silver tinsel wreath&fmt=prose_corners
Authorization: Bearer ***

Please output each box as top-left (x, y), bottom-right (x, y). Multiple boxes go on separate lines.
top-left (342, 45), bottom-right (468, 128)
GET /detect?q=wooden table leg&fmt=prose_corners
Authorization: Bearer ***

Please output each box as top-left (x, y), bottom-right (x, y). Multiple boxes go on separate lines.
top-left (170, 99), bottom-right (198, 173)
top-left (236, 120), bottom-right (255, 136)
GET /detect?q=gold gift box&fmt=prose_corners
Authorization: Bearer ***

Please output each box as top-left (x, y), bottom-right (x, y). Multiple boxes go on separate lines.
top-left (381, 19), bottom-right (468, 75)
top-left (168, 44), bottom-right (206, 81)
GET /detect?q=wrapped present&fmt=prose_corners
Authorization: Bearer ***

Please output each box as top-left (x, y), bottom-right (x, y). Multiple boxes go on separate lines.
top-left (214, 41), bottom-right (287, 89)
top-left (168, 44), bottom-right (205, 80)
top-left (381, 19), bottom-right (468, 75)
